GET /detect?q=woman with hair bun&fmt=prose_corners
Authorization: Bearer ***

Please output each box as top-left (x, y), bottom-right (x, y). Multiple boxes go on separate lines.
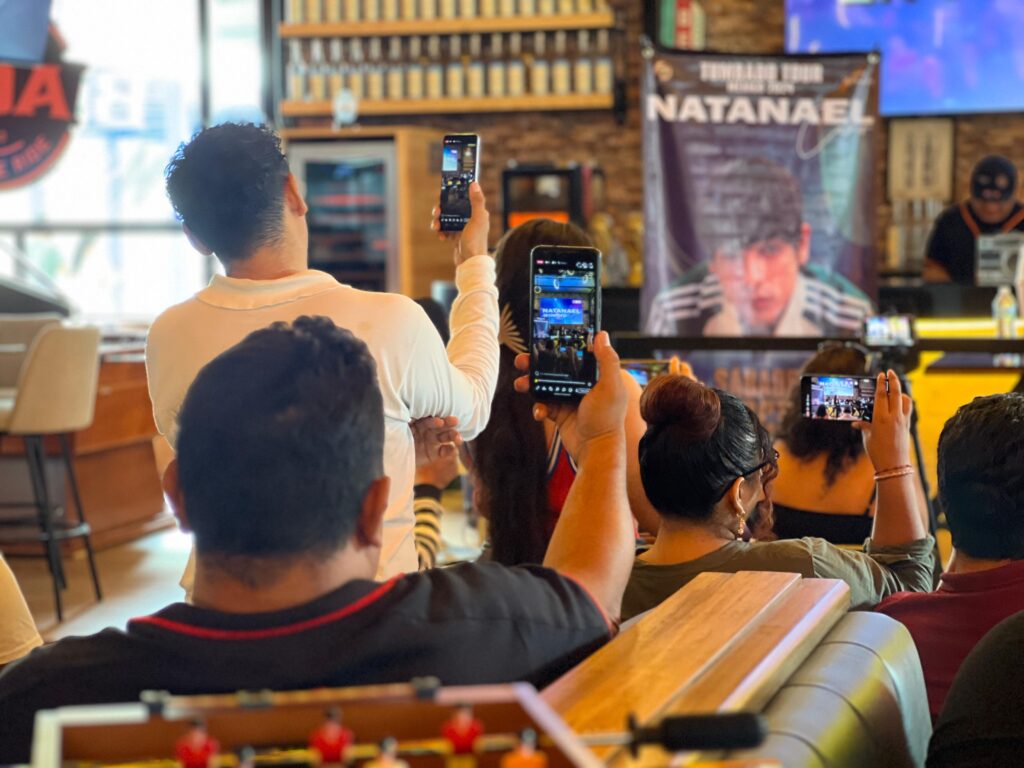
top-left (621, 372), bottom-right (935, 620)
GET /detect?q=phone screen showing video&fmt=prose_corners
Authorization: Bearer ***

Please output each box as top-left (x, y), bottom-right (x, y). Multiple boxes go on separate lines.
top-left (801, 374), bottom-right (876, 422)
top-left (863, 315), bottom-right (914, 348)
top-left (622, 360), bottom-right (670, 388)
top-left (439, 134), bottom-right (479, 232)
top-left (529, 246), bottom-right (601, 401)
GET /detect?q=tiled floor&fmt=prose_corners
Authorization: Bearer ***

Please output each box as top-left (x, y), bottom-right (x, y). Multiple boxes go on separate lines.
top-left (8, 493), bottom-right (482, 642)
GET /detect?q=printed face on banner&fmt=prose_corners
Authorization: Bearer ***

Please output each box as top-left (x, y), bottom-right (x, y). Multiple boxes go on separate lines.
top-left (641, 52), bottom-right (879, 339)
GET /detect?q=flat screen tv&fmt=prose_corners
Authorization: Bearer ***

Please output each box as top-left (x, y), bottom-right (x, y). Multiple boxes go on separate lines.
top-left (785, 0), bottom-right (1024, 117)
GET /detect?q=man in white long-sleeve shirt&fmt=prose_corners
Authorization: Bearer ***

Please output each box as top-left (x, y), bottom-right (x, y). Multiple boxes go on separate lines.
top-left (146, 123), bottom-right (499, 581)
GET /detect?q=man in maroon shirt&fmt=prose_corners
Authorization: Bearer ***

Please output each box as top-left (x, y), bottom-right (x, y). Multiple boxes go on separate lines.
top-left (876, 392), bottom-right (1024, 721)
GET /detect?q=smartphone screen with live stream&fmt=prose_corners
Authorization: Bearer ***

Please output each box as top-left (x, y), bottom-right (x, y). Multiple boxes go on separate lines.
top-left (529, 245), bottom-right (602, 402)
top-left (438, 134), bottom-right (479, 232)
top-left (801, 374), bottom-right (877, 422)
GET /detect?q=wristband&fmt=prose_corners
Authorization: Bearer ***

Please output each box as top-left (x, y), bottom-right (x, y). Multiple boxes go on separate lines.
top-left (874, 465), bottom-right (914, 482)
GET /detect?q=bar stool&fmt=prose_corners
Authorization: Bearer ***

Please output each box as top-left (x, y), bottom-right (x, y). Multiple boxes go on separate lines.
top-left (0, 313), bottom-right (61, 389)
top-left (0, 326), bottom-right (103, 622)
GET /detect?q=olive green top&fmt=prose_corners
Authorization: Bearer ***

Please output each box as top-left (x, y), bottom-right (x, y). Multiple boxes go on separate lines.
top-left (622, 536), bottom-right (936, 621)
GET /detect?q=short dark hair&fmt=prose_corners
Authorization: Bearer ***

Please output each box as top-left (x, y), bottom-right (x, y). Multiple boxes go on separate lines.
top-left (165, 122), bottom-right (290, 263)
top-left (176, 316), bottom-right (384, 571)
top-left (938, 393), bottom-right (1024, 559)
top-left (638, 376), bottom-right (777, 523)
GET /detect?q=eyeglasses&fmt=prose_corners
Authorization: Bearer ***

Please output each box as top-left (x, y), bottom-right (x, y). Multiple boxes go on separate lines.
top-left (738, 449), bottom-right (780, 479)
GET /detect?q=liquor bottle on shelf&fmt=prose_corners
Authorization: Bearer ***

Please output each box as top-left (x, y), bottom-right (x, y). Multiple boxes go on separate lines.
top-left (538, 0), bottom-right (554, 14)
top-left (308, 38), bottom-right (328, 101)
top-left (594, 0), bottom-right (609, 11)
top-left (507, 33), bottom-right (525, 96)
top-left (499, 0), bottom-right (516, 14)
top-left (328, 39), bottom-right (346, 98)
top-left (421, 0), bottom-right (437, 19)
top-left (367, 37), bottom-right (385, 100)
top-left (447, 35), bottom-right (466, 98)
top-left (488, 34), bottom-right (506, 97)
top-left (520, 0), bottom-right (536, 15)
top-left (387, 37), bottom-right (405, 98)
top-left (594, 28), bottom-right (613, 94)
top-left (402, 0), bottom-right (417, 19)
top-left (287, 40), bottom-right (308, 101)
top-left (440, 0), bottom-right (457, 18)
top-left (407, 36), bottom-right (425, 97)
top-left (576, 0), bottom-right (593, 11)
top-left (552, 30), bottom-right (570, 95)
top-left (325, 0), bottom-right (342, 21)
top-left (459, 0), bottom-right (476, 17)
top-left (574, 30), bottom-right (593, 94)
top-left (345, 0), bottom-right (361, 21)
top-left (467, 34), bottom-right (485, 98)
top-left (306, 0), bottom-right (323, 23)
top-left (286, 0), bottom-right (304, 23)
top-left (349, 38), bottom-right (366, 99)
top-left (480, 0), bottom-right (496, 16)
top-left (530, 32), bottom-right (549, 96)
top-left (365, 0), bottom-right (380, 20)
top-left (426, 35), bottom-right (444, 98)
top-left (557, 0), bottom-right (574, 13)
top-left (383, 0), bottom-right (399, 19)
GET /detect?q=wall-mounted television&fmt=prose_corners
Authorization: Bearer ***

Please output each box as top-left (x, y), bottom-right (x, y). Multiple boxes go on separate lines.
top-left (785, 0), bottom-right (1024, 117)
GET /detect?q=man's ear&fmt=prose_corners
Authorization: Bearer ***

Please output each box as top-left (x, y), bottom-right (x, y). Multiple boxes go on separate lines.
top-left (283, 173), bottom-right (309, 217)
top-left (355, 476), bottom-right (391, 549)
top-left (182, 224), bottom-right (214, 256)
top-left (797, 222), bottom-right (811, 266)
top-left (162, 458), bottom-right (191, 532)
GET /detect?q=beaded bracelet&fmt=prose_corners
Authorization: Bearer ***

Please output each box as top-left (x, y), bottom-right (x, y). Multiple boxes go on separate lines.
top-left (874, 464), bottom-right (914, 482)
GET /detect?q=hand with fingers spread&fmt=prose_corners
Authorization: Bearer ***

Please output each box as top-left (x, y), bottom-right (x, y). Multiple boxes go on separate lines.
top-left (853, 370), bottom-right (913, 472)
top-left (430, 182), bottom-right (490, 266)
top-left (410, 416), bottom-right (462, 467)
top-left (668, 356), bottom-right (697, 382)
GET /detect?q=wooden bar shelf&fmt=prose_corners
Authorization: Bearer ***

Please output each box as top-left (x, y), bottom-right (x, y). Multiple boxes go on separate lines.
top-left (282, 92), bottom-right (613, 116)
top-left (280, 12), bottom-right (615, 38)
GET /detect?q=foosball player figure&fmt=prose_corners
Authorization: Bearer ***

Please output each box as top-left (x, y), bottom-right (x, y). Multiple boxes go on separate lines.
top-left (441, 704), bottom-right (484, 768)
top-left (365, 738), bottom-right (410, 768)
top-left (500, 729), bottom-right (547, 768)
top-left (309, 707), bottom-right (354, 765)
top-left (174, 719), bottom-right (220, 768)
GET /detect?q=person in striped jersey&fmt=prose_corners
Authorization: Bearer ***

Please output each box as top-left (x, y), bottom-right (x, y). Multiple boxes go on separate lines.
top-left (646, 157), bottom-right (873, 338)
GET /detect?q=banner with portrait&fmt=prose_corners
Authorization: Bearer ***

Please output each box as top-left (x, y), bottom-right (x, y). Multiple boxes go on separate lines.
top-left (642, 50), bottom-right (880, 339)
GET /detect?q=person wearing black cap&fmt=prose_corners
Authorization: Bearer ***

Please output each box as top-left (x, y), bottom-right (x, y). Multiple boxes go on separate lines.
top-left (924, 154), bottom-right (1024, 285)
top-left (646, 157), bottom-right (873, 337)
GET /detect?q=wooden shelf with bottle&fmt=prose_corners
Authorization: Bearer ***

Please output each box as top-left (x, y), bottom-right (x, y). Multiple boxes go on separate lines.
top-left (281, 92), bottom-right (613, 116)
top-left (280, 12), bottom-right (615, 38)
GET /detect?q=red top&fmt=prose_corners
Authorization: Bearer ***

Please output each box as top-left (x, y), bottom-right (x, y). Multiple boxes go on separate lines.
top-left (442, 718), bottom-right (484, 754)
top-left (876, 560), bottom-right (1024, 720)
top-left (309, 723), bottom-right (354, 763)
top-left (175, 731), bottom-right (220, 768)
top-left (545, 443), bottom-right (576, 536)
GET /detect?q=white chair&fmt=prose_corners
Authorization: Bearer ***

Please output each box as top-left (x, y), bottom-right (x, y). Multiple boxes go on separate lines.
top-left (0, 325), bottom-right (103, 622)
top-left (0, 313), bottom-right (61, 390)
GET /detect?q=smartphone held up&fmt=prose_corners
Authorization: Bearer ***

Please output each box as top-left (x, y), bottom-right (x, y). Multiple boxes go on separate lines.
top-left (438, 134), bottom-right (480, 232)
top-left (529, 245), bottom-right (602, 402)
top-left (801, 374), bottom-right (877, 422)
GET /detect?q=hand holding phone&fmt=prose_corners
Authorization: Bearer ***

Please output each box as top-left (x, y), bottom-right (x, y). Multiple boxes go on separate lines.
top-left (529, 245), bottom-right (602, 402)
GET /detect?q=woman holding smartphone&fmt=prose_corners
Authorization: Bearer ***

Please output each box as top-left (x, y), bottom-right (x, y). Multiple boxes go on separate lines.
top-left (621, 371), bottom-right (934, 620)
top-left (471, 219), bottom-right (660, 565)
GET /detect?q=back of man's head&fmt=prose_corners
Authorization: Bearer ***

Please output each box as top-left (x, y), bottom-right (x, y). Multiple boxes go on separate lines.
top-left (165, 122), bottom-right (290, 263)
top-left (938, 393), bottom-right (1024, 560)
top-left (177, 316), bottom-right (384, 563)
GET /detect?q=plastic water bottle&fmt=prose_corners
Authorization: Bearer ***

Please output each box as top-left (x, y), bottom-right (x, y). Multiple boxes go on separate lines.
top-left (993, 285), bottom-right (1019, 339)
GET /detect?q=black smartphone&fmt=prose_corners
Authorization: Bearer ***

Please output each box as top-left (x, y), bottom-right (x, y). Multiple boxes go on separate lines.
top-left (800, 374), bottom-right (877, 422)
top-left (622, 359), bottom-right (670, 388)
top-left (439, 133), bottom-right (480, 232)
top-left (863, 314), bottom-right (914, 348)
top-left (529, 245), bottom-right (602, 402)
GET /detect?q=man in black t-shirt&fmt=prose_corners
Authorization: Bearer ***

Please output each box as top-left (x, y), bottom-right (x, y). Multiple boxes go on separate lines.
top-left (0, 317), bottom-right (635, 763)
top-left (924, 155), bottom-right (1024, 285)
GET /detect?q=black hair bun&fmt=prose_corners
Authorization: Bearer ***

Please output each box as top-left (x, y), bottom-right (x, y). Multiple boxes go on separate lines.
top-left (640, 375), bottom-right (721, 441)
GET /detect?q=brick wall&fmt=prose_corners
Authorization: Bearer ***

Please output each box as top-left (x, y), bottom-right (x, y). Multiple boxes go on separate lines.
top-left (295, 0), bottom-right (1024, 256)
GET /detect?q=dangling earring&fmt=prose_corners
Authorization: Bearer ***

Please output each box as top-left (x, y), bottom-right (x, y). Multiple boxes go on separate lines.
top-left (736, 512), bottom-right (746, 539)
